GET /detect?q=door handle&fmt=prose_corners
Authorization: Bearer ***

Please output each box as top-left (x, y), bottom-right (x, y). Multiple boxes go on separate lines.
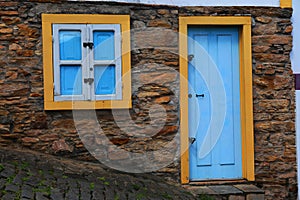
top-left (196, 94), bottom-right (204, 98)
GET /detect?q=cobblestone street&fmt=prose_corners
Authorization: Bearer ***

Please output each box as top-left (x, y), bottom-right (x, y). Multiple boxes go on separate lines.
top-left (0, 147), bottom-right (196, 200)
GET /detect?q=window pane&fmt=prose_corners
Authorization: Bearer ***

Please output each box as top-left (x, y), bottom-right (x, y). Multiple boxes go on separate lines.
top-left (94, 31), bottom-right (115, 60)
top-left (94, 65), bottom-right (116, 95)
top-left (60, 65), bottom-right (82, 95)
top-left (59, 31), bottom-right (82, 60)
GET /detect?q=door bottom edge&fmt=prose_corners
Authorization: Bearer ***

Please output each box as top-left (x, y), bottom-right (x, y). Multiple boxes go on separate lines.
top-left (188, 178), bottom-right (248, 186)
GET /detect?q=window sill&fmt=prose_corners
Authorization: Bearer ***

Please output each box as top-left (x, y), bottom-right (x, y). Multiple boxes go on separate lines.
top-left (44, 99), bottom-right (132, 110)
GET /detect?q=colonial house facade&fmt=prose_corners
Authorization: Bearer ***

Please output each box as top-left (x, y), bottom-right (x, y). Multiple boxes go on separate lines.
top-left (0, 0), bottom-right (297, 199)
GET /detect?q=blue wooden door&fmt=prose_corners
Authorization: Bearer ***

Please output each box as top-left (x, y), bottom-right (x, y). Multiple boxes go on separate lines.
top-left (188, 26), bottom-right (242, 180)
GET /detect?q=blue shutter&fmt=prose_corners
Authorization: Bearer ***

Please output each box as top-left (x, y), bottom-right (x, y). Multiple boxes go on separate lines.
top-left (59, 30), bottom-right (82, 60)
top-left (93, 31), bottom-right (115, 60)
top-left (60, 65), bottom-right (82, 95)
top-left (94, 65), bottom-right (116, 95)
top-left (91, 25), bottom-right (122, 100)
top-left (55, 27), bottom-right (84, 100)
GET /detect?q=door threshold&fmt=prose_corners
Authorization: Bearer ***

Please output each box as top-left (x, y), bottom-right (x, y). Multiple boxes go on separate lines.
top-left (188, 179), bottom-right (248, 186)
top-left (183, 180), bottom-right (265, 199)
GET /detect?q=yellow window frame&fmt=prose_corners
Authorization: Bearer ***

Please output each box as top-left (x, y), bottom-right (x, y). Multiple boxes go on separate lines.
top-left (42, 14), bottom-right (131, 110)
top-left (179, 16), bottom-right (254, 183)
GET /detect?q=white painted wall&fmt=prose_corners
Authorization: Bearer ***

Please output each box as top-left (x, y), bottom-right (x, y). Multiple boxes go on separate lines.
top-left (70, 0), bottom-right (280, 7)
top-left (292, 0), bottom-right (300, 73)
top-left (297, 91), bottom-right (300, 200)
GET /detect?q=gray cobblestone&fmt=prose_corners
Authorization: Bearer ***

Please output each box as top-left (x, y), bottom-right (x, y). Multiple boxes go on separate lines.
top-left (35, 192), bottom-right (49, 200)
top-left (92, 191), bottom-right (105, 200)
top-left (5, 183), bottom-right (19, 193)
top-left (2, 192), bottom-right (16, 200)
top-left (0, 179), bottom-right (6, 189)
top-left (0, 166), bottom-right (15, 178)
top-left (21, 185), bottom-right (34, 199)
top-left (50, 188), bottom-right (64, 200)
top-left (0, 147), bottom-right (197, 200)
top-left (78, 181), bottom-right (92, 200)
top-left (65, 188), bottom-right (80, 200)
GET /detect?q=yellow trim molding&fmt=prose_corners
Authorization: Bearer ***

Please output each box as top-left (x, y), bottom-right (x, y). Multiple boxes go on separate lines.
top-left (179, 16), bottom-right (254, 184)
top-left (280, 0), bottom-right (292, 8)
top-left (42, 14), bottom-right (131, 110)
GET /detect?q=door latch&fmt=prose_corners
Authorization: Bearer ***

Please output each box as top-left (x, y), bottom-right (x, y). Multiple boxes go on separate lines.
top-left (189, 137), bottom-right (196, 144)
top-left (83, 42), bottom-right (94, 49)
top-left (196, 94), bottom-right (205, 98)
top-left (84, 78), bottom-right (94, 85)
top-left (188, 54), bottom-right (194, 62)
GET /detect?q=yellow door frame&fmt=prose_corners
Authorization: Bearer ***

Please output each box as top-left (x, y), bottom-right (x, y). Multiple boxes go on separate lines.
top-left (179, 16), bottom-right (254, 184)
top-left (280, 0), bottom-right (292, 8)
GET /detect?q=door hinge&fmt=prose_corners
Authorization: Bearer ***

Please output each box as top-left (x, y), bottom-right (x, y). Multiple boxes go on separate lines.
top-left (189, 137), bottom-right (196, 144)
top-left (53, 84), bottom-right (59, 96)
top-left (188, 54), bottom-right (194, 62)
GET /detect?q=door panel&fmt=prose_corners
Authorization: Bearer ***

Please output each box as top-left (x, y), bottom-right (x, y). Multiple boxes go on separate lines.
top-left (188, 26), bottom-right (242, 180)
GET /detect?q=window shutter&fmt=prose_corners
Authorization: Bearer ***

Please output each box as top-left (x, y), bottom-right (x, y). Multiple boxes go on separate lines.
top-left (53, 24), bottom-right (86, 101)
top-left (90, 25), bottom-right (122, 100)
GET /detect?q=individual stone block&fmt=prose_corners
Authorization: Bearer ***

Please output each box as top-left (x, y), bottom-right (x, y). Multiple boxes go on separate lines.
top-left (234, 184), bottom-right (264, 194)
top-left (229, 195), bottom-right (245, 200)
top-left (247, 193), bottom-right (265, 200)
top-left (209, 185), bottom-right (243, 195)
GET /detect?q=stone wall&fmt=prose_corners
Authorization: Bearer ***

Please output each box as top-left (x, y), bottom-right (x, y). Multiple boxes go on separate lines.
top-left (0, 1), bottom-right (296, 199)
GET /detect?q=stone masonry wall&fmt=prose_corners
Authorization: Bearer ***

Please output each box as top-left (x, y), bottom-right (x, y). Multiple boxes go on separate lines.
top-left (0, 1), bottom-right (296, 199)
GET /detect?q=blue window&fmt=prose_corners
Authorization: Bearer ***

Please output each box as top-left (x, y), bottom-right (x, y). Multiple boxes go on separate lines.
top-left (52, 24), bottom-right (122, 101)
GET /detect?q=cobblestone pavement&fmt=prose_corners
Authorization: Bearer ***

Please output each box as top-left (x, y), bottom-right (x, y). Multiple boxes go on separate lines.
top-left (0, 147), bottom-right (196, 200)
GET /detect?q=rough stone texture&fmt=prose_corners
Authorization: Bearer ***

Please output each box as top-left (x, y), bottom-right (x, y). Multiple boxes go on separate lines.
top-left (184, 184), bottom-right (264, 200)
top-left (229, 196), bottom-right (245, 200)
top-left (0, 146), bottom-right (197, 200)
top-left (209, 185), bottom-right (243, 195)
top-left (0, 1), bottom-right (296, 199)
top-left (246, 194), bottom-right (265, 200)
